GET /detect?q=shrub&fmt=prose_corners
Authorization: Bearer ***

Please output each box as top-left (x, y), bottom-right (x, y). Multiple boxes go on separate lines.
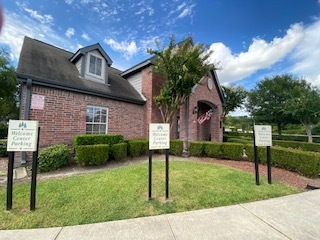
top-left (73, 134), bottom-right (124, 147)
top-left (170, 140), bottom-right (183, 156)
top-left (204, 142), bottom-right (223, 158)
top-left (245, 144), bottom-right (320, 178)
top-left (127, 139), bottom-right (149, 157)
top-left (189, 142), bottom-right (205, 157)
top-left (0, 139), bottom-right (7, 157)
top-left (75, 144), bottom-right (109, 166)
top-left (220, 143), bottom-right (244, 160)
top-left (110, 143), bottom-right (127, 161)
top-left (38, 144), bottom-right (69, 173)
top-left (273, 140), bottom-right (320, 153)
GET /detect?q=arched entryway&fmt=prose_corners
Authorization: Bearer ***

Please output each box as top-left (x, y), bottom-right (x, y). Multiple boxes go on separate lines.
top-left (196, 101), bottom-right (217, 141)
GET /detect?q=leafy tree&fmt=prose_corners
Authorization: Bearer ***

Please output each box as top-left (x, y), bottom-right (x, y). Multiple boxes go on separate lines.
top-left (0, 49), bottom-right (18, 127)
top-left (147, 36), bottom-right (215, 124)
top-left (221, 84), bottom-right (247, 120)
top-left (282, 80), bottom-right (320, 143)
top-left (246, 74), bottom-right (300, 135)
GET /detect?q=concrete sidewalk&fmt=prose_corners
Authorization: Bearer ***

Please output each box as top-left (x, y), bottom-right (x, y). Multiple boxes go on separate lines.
top-left (1, 190), bottom-right (320, 240)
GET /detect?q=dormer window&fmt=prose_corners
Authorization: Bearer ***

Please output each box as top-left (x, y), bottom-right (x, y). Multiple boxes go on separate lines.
top-left (70, 43), bottom-right (113, 84)
top-left (89, 55), bottom-right (102, 76)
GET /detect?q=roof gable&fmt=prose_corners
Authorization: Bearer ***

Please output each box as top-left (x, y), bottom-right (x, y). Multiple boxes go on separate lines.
top-left (70, 43), bottom-right (113, 66)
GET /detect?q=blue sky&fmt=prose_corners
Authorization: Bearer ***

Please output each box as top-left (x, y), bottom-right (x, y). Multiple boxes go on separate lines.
top-left (1, 0), bottom-right (320, 114)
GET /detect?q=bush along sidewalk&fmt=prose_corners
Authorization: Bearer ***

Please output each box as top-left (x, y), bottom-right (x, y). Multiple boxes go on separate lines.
top-left (189, 141), bottom-right (320, 178)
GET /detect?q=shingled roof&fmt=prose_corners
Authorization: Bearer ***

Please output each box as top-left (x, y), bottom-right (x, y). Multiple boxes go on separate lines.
top-left (17, 37), bottom-right (145, 105)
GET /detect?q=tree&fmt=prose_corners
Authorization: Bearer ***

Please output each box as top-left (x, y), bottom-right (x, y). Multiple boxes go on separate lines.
top-left (282, 80), bottom-right (320, 143)
top-left (147, 36), bottom-right (215, 125)
top-left (221, 84), bottom-right (247, 120)
top-left (0, 49), bottom-right (18, 126)
top-left (246, 74), bottom-right (300, 135)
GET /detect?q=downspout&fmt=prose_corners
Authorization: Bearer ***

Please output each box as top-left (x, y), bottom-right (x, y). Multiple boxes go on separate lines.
top-left (184, 96), bottom-right (189, 153)
top-left (21, 78), bottom-right (32, 164)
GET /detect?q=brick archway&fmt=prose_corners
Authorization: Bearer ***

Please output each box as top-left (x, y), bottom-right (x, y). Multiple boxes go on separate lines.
top-left (196, 101), bottom-right (217, 141)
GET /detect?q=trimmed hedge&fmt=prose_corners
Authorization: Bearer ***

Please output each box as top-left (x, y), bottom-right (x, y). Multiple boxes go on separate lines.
top-left (110, 143), bottom-right (127, 161)
top-left (0, 139), bottom-right (7, 157)
top-left (189, 142), bottom-right (206, 157)
top-left (220, 143), bottom-right (244, 160)
top-left (127, 139), bottom-right (149, 157)
top-left (73, 134), bottom-right (124, 147)
top-left (273, 140), bottom-right (320, 153)
top-left (189, 142), bottom-right (244, 160)
top-left (169, 140), bottom-right (183, 156)
top-left (244, 144), bottom-right (320, 178)
top-left (75, 144), bottom-right (109, 166)
top-left (204, 142), bottom-right (223, 158)
top-left (38, 144), bottom-right (69, 173)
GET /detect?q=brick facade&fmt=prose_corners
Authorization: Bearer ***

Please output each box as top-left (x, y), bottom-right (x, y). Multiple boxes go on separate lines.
top-left (141, 66), bottom-right (223, 144)
top-left (20, 84), bottom-right (146, 148)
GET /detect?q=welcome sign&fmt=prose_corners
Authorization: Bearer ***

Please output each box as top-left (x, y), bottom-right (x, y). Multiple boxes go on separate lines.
top-left (7, 120), bottom-right (39, 152)
top-left (149, 123), bottom-right (170, 150)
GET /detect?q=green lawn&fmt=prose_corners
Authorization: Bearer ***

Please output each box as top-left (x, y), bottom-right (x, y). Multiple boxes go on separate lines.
top-left (0, 160), bottom-right (301, 230)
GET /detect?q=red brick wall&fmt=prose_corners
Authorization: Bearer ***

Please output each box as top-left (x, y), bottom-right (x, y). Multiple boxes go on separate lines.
top-left (179, 76), bottom-right (223, 143)
top-left (141, 67), bottom-right (223, 143)
top-left (141, 66), bottom-right (164, 138)
top-left (20, 84), bottom-right (146, 148)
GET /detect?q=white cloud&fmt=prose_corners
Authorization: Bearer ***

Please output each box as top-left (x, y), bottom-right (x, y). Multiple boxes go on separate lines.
top-left (65, 0), bottom-right (74, 4)
top-left (65, 27), bottom-right (75, 38)
top-left (16, 2), bottom-right (53, 25)
top-left (178, 4), bottom-right (195, 18)
top-left (104, 38), bottom-right (138, 59)
top-left (0, 10), bottom-right (77, 62)
top-left (81, 33), bottom-right (91, 41)
top-left (289, 19), bottom-right (320, 86)
top-left (209, 23), bottom-right (304, 84)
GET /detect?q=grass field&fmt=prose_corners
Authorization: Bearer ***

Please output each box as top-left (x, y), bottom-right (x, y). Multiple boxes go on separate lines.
top-left (0, 160), bottom-right (301, 229)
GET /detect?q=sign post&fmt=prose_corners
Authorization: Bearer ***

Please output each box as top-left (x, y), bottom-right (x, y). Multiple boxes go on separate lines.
top-left (148, 123), bottom-right (170, 200)
top-left (6, 120), bottom-right (40, 211)
top-left (253, 125), bottom-right (272, 185)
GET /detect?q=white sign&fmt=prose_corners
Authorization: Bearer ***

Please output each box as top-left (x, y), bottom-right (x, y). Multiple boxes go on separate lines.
top-left (31, 94), bottom-right (45, 110)
top-left (7, 120), bottom-right (39, 152)
top-left (149, 123), bottom-right (170, 150)
top-left (254, 125), bottom-right (272, 146)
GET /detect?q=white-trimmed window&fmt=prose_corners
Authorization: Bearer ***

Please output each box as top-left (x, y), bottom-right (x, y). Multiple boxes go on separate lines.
top-left (89, 55), bottom-right (102, 76)
top-left (86, 106), bottom-right (108, 134)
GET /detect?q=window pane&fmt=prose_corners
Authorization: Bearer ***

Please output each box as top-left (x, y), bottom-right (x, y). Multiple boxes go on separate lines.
top-left (86, 107), bottom-right (93, 122)
top-left (101, 114), bottom-right (106, 123)
top-left (96, 58), bottom-right (102, 76)
top-left (89, 55), bottom-right (96, 74)
top-left (93, 108), bottom-right (99, 122)
top-left (86, 124), bottom-right (93, 134)
top-left (93, 124), bottom-right (100, 134)
top-left (99, 124), bottom-right (106, 134)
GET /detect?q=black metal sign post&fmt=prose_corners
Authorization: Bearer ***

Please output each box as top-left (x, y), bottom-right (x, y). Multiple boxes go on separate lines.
top-left (267, 146), bottom-right (272, 184)
top-left (148, 150), bottom-right (153, 200)
top-left (253, 129), bottom-right (260, 186)
top-left (165, 149), bottom-right (169, 200)
top-left (30, 127), bottom-right (40, 211)
top-left (254, 125), bottom-right (272, 186)
top-left (6, 152), bottom-right (14, 211)
top-left (6, 120), bottom-right (40, 211)
top-left (148, 123), bottom-right (170, 201)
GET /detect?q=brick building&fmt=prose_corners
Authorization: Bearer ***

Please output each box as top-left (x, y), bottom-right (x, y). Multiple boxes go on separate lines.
top-left (17, 37), bottom-right (224, 159)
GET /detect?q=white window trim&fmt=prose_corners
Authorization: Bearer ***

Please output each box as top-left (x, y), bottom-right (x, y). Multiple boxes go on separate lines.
top-left (86, 52), bottom-right (105, 81)
top-left (86, 106), bottom-right (108, 134)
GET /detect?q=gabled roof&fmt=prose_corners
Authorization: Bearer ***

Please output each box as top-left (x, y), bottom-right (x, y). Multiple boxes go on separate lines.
top-left (17, 37), bottom-right (145, 105)
top-left (70, 43), bottom-right (113, 66)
